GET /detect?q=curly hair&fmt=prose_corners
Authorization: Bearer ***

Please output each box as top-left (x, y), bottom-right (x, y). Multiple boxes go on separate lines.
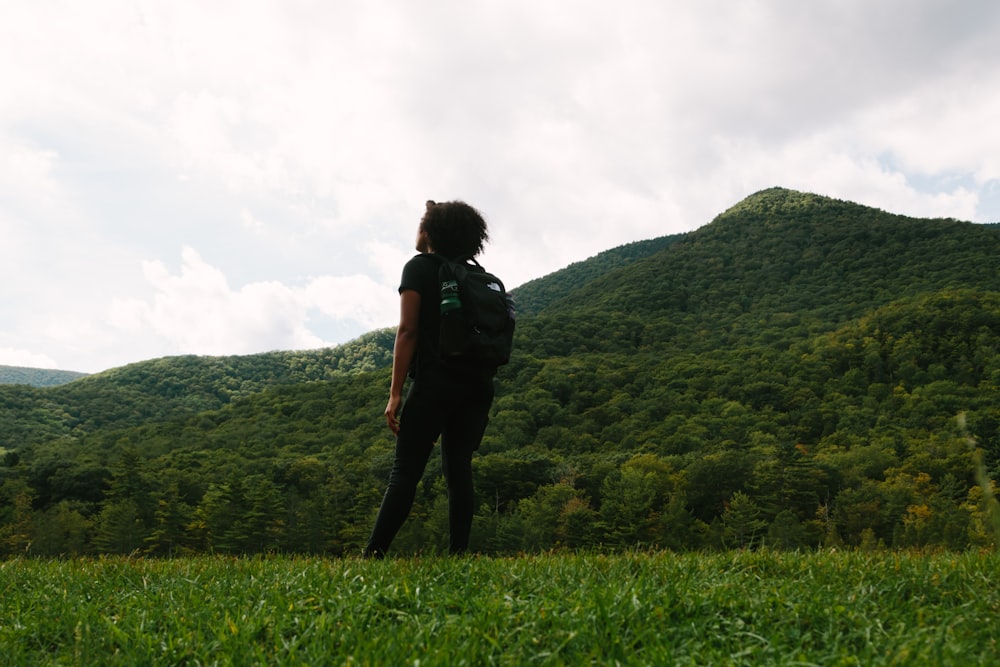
top-left (420, 200), bottom-right (490, 259)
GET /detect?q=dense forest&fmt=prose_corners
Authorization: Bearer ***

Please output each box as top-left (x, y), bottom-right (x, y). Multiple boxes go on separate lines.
top-left (0, 366), bottom-right (88, 388)
top-left (2, 187), bottom-right (999, 556)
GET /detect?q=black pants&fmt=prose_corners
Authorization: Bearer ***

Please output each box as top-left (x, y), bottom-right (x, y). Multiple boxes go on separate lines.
top-left (365, 371), bottom-right (494, 557)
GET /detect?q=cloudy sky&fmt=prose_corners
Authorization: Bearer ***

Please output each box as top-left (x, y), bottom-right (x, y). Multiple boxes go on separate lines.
top-left (2, 1), bottom-right (999, 373)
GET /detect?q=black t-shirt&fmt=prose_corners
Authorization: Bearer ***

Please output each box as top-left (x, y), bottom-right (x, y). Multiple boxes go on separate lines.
top-left (399, 253), bottom-right (441, 380)
top-left (399, 253), bottom-right (494, 381)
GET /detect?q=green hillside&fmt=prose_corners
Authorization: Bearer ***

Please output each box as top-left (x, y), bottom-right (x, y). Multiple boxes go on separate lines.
top-left (0, 328), bottom-right (396, 445)
top-left (510, 234), bottom-right (683, 316)
top-left (2, 187), bottom-right (999, 557)
top-left (0, 365), bottom-right (88, 387)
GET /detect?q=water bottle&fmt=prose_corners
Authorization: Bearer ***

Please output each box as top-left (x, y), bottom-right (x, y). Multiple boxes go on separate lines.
top-left (440, 280), bottom-right (461, 315)
top-left (439, 279), bottom-right (464, 356)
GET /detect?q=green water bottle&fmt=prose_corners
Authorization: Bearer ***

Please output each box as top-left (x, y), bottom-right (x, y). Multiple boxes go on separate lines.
top-left (440, 279), bottom-right (464, 356)
top-left (440, 280), bottom-right (461, 315)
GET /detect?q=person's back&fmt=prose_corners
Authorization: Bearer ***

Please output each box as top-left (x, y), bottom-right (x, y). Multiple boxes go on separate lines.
top-left (364, 200), bottom-right (498, 558)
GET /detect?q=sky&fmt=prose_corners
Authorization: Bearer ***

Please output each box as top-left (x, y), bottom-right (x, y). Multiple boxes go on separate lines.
top-left (2, 0), bottom-right (1000, 374)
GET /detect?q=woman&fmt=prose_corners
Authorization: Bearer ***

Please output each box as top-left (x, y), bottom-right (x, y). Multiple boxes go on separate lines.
top-left (364, 200), bottom-right (497, 558)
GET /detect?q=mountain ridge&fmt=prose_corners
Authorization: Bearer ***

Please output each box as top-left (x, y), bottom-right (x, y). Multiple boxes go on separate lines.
top-left (529, 187), bottom-right (1000, 350)
top-left (5, 186), bottom-right (999, 441)
top-left (6, 187), bottom-right (994, 382)
top-left (0, 365), bottom-right (88, 387)
top-left (3, 187), bottom-right (999, 555)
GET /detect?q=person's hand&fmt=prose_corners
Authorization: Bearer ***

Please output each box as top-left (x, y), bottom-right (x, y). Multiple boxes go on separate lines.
top-left (384, 394), bottom-right (403, 434)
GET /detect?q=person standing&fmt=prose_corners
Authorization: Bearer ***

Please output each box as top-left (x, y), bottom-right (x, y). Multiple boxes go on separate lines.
top-left (364, 200), bottom-right (498, 558)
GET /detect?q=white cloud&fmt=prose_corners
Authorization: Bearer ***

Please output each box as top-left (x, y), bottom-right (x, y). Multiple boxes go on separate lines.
top-left (364, 240), bottom-right (418, 286)
top-left (107, 247), bottom-right (397, 359)
top-left (3, 0), bottom-right (1000, 372)
top-left (0, 347), bottom-right (59, 369)
top-left (0, 138), bottom-right (61, 208)
top-left (300, 275), bottom-right (397, 326)
top-left (702, 131), bottom-right (983, 223)
top-left (859, 76), bottom-right (1000, 186)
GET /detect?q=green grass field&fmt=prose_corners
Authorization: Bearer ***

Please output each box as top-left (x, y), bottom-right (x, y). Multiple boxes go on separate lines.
top-left (1, 550), bottom-right (997, 665)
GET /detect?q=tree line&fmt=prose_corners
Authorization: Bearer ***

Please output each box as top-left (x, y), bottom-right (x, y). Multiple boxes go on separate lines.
top-left (2, 188), bottom-right (1000, 556)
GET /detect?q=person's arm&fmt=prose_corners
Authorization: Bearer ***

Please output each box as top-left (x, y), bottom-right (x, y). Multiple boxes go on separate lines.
top-left (384, 288), bottom-right (421, 434)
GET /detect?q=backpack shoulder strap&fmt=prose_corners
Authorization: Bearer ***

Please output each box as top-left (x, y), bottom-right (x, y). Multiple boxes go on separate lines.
top-left (427, 253), bottom-right (485, 280)
top-left (462, 256), bottom-right (484, 270)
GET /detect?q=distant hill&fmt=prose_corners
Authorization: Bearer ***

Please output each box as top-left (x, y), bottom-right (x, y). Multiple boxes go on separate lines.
top-left (2, 187), bottom-right (999, 557)
top-left (0, 327), bottom-right (397, 444)
top-left (0, 365), bottom-right (88, 387)
top-left (530, 187), bottom-right (999, 343)
top-left (511, 234), bottom-right (684, 316)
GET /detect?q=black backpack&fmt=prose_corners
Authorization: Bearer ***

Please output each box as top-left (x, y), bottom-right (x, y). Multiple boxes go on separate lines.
top-left (428, 254), bottom-right (515, 369)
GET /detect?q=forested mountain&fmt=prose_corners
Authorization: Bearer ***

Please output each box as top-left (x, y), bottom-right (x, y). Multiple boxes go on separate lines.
top-left (0, 366), bottom-right (88, 387)
top-left (2, 187), bottom-right (999, 557)
top-left (511, 234), bottom-right (683, 316)
top-left (0, 328), bottom-right (397, 445)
